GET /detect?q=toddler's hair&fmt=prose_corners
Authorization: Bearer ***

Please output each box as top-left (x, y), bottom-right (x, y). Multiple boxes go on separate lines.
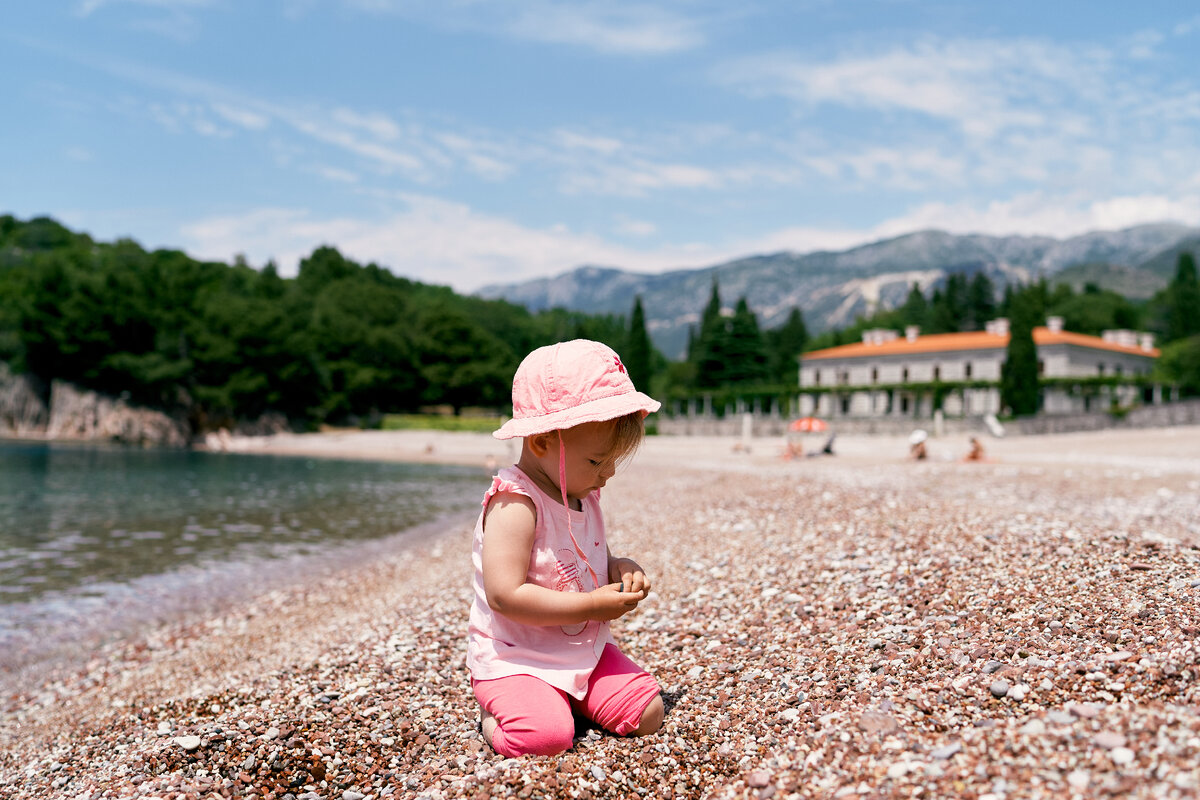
top-left (553, 411), bottom-right (645, 466)
top-left (607, 411), bottom-right (647, 466)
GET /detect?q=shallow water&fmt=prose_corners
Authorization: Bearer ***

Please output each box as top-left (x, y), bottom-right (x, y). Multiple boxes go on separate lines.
top-left (0, 440), bottom-right (483, 667)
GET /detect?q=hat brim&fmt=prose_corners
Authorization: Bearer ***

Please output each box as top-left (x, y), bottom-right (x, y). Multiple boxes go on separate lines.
top-left (493, 391), bottom-right (661, 440)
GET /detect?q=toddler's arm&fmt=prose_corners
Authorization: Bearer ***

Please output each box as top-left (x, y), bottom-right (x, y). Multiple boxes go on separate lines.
top-left (481, 491), bottom-right (644, 626)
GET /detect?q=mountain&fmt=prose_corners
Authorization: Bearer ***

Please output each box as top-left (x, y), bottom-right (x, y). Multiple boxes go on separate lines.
top-left (476, 224), bottom-right (1200, 359)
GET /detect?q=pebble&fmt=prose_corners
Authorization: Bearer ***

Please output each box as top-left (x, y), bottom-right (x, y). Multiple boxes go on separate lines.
top-left (931, 743), bottom-right (962, 760)
top-left (1110, 747), bottom-right (1136, 765)
top-left (747, 769), bottom-right (771, 788)
top-left (989, 680), bottom-right (1009, 698)
top-left (7, 452), bottom-right (1200, 800)
top-left (156, 721), bottom-right (172, 735)
top-left (172, 735), bottom-right (202, 751)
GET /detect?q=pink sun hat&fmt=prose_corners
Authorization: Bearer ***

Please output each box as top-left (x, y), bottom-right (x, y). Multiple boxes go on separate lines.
top-left (493, 339), bottom-right (661, 440)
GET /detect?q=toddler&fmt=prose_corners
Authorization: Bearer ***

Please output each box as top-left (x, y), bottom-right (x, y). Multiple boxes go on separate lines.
top-left (466, 339), bottom-right (664, 757)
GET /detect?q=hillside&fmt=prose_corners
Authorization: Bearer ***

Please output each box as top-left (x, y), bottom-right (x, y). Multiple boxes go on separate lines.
top-left (477, 224), bottom-right (1199, 358)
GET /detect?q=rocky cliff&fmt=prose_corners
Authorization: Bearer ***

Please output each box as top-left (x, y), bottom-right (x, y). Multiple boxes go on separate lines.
top-left (0, 363), bottom-right (190, 447)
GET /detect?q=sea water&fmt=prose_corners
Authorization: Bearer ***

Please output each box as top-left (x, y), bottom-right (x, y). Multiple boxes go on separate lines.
top-left (0, 439), bottom-right (484, 671)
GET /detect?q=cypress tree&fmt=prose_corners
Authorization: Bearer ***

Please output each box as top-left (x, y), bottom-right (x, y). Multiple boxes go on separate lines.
top-left (1000, 286), bottom-right (1040, 416)
top-left (725, 297), bottom-right (769, 384)
top-left (625, 295), bottom-right (653, 392)
top-left (767, 307), bottom-right (809, 384)
top-left (1166, 252), bottom-right (1200, 343)
top-left (695, 278), bottom-right (729, 388)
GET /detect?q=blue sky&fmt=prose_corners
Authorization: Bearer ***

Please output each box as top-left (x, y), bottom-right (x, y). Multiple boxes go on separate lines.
top-left (4, 2), bottom-right (1200, 291)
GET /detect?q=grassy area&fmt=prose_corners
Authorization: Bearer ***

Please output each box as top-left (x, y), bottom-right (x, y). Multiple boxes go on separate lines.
top-left (380, 414), bottom-right (503, 433)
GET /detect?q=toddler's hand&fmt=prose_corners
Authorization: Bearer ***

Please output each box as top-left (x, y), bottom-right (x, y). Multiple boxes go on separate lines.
top-left (589, 583), bottom-right (645, 621)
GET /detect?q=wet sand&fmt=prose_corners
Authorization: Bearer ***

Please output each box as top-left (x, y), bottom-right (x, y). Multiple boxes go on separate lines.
top-left (2, 426), bottom-right (1199, 799)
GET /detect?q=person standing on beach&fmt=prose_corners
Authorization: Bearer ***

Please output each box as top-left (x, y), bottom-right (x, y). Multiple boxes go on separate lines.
top-left (466, 339), bottom-right (665, 757)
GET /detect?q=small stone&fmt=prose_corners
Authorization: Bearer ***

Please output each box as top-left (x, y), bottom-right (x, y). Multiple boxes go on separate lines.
top-left (1103, 650), bottom-right (1134, 662)
top-left (156, 721), bottom-right (172, 735)
top-left (686, 666), bottom-right (703, 679)
top-left (1007, 684), bottom-right (1028, 701)
top-left (983, 660), bottom-right (1006, 675)
top-left (263, 727), bottom-right (281, 740)
top-left (1069, 703), bottom-right (1100, 719)
top-left (1047, 711), bottom-right (1074, 725)
top-left (590, 766), bottom-right (606, 782)
top-left (989, 680), bottom-right (1009, 698)
top-left (1190, 579), bottom-right (1200, 588)
top-left (173, 736), bottom-right (202, 751)
top-left (343, 792), bottom-right (366, 800)
top-left (1129, 562), bottom-right (1153, 571)
top-left (1019, 719), bottom-right (1045, 735)
top-left (1039, 678), bottom-right (1054, 691)
top-left (1110, 747), bottom-right (1135, 765)
top-left (1067, 770), bottom-right (1090, 789)
top-left (886, 763), bottom-right (909, 779)
top-left (747, 770), bottom-right (771, 788)
top-left (1094, 731), bottom-right (1127, 749)
top-left (931, 743), bottom-right (961, 760)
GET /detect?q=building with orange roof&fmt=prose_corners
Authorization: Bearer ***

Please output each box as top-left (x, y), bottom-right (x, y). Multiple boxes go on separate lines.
top-left (797, 316), bottom-right (1161, 419)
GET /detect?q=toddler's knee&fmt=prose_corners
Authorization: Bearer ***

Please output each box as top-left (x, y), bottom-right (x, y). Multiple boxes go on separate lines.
top-left (510, 723), bottom-right (575, 756)
top-left (634, 694), bottom-right (664, 736)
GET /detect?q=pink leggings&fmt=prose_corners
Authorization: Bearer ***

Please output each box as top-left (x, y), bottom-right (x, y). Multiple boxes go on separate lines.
top-left (473, 644), bottom-right (661, 757)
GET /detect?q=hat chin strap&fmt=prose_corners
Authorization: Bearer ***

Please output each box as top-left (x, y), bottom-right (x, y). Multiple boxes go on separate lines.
top-left (559, 434), bottom-right (601, 589)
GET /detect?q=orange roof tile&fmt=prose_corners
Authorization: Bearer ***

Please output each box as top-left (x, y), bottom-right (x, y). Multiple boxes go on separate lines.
top-left (802, 327), bottom-right (1159, 361)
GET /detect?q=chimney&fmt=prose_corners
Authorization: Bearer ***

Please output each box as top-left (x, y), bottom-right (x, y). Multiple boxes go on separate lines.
top-left (905, 325), bottom-right (920, 342)
top-left (986, 318), bottom-right (1010, 336)
top-left (1046, 316), bottom-right (1064, 333)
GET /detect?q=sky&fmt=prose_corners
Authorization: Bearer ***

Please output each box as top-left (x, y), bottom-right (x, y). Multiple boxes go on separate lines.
top-left (4, 1), bottom-right (1200, 292)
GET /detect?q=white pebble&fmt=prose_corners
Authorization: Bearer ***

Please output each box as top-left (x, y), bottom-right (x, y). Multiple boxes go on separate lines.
top-left (1110, 747), bottom-right (1135, 765)
top-left (173, 735), bottom-right (202, 751)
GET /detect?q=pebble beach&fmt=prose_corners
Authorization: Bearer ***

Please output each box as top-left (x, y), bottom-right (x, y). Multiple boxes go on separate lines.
top-left (2, 426), bottom-right (1199, 800)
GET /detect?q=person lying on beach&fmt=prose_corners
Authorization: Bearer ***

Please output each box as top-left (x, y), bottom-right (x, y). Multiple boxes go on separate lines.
top-left (466, 339), bottom-right (665, 757)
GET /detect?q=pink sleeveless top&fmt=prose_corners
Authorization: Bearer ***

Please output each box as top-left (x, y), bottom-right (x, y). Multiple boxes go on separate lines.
top-left (466, 466), bottom-right (613, 699)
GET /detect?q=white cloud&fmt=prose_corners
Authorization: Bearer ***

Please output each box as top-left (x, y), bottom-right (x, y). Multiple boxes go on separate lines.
top-left (720, 37), bottom-right (1110, 140)
top-left (345, 0), bottom-right (707, 55)
top-left (212, 103), bottom-right (270, 131)
top-left (178, 197), bottom-right (731, 290)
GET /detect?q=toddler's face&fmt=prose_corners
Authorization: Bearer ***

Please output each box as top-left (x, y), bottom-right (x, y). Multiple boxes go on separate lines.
top-left (555, 421), bottom-right (620, 502)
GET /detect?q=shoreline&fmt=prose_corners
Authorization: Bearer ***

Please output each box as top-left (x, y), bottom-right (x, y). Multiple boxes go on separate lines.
top-left (3, 426), bottom-right (1199, 798)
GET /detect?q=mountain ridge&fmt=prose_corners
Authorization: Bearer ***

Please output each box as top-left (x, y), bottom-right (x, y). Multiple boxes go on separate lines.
top-left (476, 223), bottom-right (1200, 358)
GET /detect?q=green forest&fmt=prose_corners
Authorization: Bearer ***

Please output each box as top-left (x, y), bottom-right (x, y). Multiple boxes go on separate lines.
top-left (1, 214), bottom-right (1198, 436)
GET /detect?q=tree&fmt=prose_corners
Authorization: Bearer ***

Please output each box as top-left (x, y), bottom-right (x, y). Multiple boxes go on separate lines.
top-left (625, 296), bottom-right (654, 393)
top-left (965, 272), bottom-right (997, 330)
top-left (724, 297), bottom-right (769, 385)
top-left (1000, 286), bottom-right (1040, 416)
top-left (898, 283), bottom-right (928, 329)
top-left (694, 278), bottom-right (730, 388)
top-left (766, 307), bottom-right (809, 384)
top-left (1165, 252), bottom-right (1200, 343)
top-left (1155, 334), bottom-right (1200, 397)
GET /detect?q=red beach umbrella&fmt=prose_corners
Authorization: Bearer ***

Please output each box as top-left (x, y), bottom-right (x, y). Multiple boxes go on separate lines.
top-left (789, 416), bottom-right (828, 433)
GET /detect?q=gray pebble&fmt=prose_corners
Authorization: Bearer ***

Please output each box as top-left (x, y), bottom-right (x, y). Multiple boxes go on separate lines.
top-left (983, 660), bottom-right (1006, 675)
top-left (931, 743), bottom-right (962, 760)
top-left (343, 792), bottom-right (366, 800)
top-left (591, 765), bottom-right (607, 781)
top-left (990, 680), bottom-right (1010, 698)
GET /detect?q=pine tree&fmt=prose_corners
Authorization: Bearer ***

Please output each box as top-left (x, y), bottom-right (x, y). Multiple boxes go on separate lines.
top-left (1166, 252), bottom-right (1200, 343)
top-left (1000, 286), bottom-right (1040, 416)
top-left (899, 283), bottom-right (928, 329)
top-left (725, 297), bottom-right (769, 384)
top-left (694, 278), bottom-right (729, 388)
top-left (625, 295), bottom-right (653, 392)
top-left (767, 307), bottom-right (809, 384)
top-left (966, 272), bottom-right (997, 330)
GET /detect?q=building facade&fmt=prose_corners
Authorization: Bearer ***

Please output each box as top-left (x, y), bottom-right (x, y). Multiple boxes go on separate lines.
top-left (798, 317), bottom-right (1161, 419)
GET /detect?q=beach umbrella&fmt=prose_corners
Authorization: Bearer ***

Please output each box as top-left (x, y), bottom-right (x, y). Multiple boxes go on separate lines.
top-left (789, 416), bottom-right (828, 433)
